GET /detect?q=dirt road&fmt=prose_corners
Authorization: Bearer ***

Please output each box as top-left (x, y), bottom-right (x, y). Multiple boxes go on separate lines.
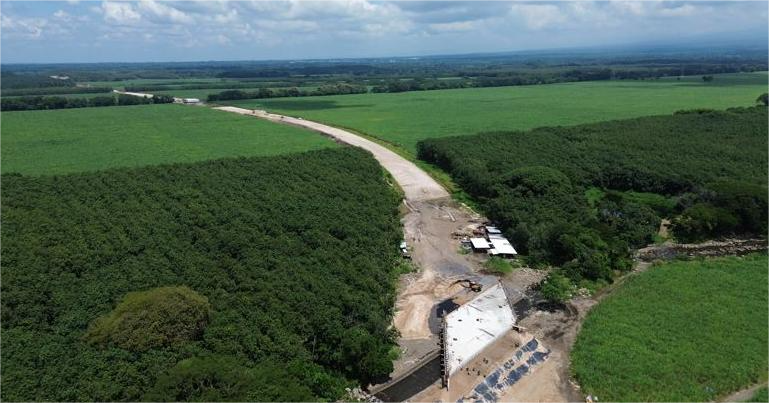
top-left (720, 382), bottom-right (767, 402)
top-left (214, 106), bottom-right (449, 201)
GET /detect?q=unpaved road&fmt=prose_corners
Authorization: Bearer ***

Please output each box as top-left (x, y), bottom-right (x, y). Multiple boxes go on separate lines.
top-left (214, 106), bottom-right (449, 201)
top-left (720, 382), bottom-right (767, 402)
top-left (113, 90), bottom-right (154, 98)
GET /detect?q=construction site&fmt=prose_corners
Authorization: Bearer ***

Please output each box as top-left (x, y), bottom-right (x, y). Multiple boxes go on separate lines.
top-left (366, 198), bottom-right (576, 403)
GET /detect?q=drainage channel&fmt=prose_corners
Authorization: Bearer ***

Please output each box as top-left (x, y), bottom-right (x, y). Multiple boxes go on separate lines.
top-left (374, 354), bottom-right (442, 402)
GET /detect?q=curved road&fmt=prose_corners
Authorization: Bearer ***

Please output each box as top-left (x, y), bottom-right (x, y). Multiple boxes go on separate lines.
top-left (214, 106), bottom-right (449, 202)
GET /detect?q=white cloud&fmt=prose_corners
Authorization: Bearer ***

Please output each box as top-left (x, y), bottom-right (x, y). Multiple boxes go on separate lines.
top-left (101, 2), bottom-right (141, 25)
top-left (428, 21), bottom-right (476, 33)
top-left (657, 4), bottom-right (699, 18)
top-left (611, 1), bottom-right (647, 17)
top-left (510, 4), bottom-right (568, 30)
top-left (3, 0), bottom-right (767, 62)
top-left (1, 14), bottom-right (48, 39)
top-left (137, 0), bottom-right (193, 25)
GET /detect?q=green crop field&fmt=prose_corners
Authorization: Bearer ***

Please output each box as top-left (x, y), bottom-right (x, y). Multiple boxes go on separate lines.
top-left (228, 72), bottom-right (768, 152)
top-left (571, 254), bottom-right (769, 402)
top-left (2, 104), bottom-right (336, 175)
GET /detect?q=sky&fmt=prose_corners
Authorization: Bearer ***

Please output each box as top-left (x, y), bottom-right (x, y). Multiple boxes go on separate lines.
top-left (1, 1), bottom-right (767, 63)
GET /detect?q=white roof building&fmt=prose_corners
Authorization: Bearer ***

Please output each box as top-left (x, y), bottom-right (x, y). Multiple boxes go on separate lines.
top-left (443, 284), bottom-right (515, 387)
top-left (470, 238), bottom-right (491, 250)
top-left (489, 238), bottom-right (518, 256)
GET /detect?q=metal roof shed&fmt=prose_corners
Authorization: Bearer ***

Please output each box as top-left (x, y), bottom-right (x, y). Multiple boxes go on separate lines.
top-left (470, 238), bottom-right (491, 250)
top-left (489, 238), bottom-right (518, 256)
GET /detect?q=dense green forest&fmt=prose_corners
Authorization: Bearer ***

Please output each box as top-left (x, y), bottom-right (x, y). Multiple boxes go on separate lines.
top-left (1, 86), bottom-right (113, 97)
top-left (1, 93), bottom-right (174, 111)
top-left (418, 106), bottom-right (768, 293)
top-left (1, 148), bottom-right (403, 401)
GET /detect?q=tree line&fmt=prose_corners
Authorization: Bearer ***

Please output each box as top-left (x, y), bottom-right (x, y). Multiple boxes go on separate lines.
top-left (2, 148), bottom-right (403, 401)
top-left (1, 72), bottom-right (76, 89)
top-left (1, 93), bottom-right (174, 111)
top-left (418, 105), bottom-right (768, 299)
top-left (2, 86), bottom-right (113, 97)
top-left (207, 83), bottom-right (368, 102)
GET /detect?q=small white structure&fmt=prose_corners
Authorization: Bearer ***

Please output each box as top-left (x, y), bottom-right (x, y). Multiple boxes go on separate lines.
top-left (486, 226), bottom-right (502, 235)
top-left (482, 224), bottom-right (518, 258)
top-left (182, 98), bottom-right (201, 104)
top-left (470, 237), bottom-right (491, 251)
top-left (442, 283), bottom-right (515, 389)
top-left (489, 238), bottom-right (517, 258)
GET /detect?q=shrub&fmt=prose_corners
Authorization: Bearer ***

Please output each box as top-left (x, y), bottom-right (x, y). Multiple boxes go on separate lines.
top-left (152, 94), bottom-right (175, 104)
top-left (84, 286), bottom-right (211, 351)
top-left (672, 181), bottom-right (767, 242)
top-left (117, 94), bottom-right (152, 106)
top-left (484, 256), bottom-right (514, 275)
top-left (757, 93), bottom-right (768, 106)
top-left (539, 272), bottom-right (575, 303)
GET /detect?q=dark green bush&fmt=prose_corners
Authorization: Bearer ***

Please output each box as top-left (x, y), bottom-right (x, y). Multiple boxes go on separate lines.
top-left (672, 181), bottom-right (767, 242)
top-left (84, 286), bottom-right (211, 351)
top-left (539, 272), bottom-right (575, 303)
top-left (757, 93), bottom-right (768, 106)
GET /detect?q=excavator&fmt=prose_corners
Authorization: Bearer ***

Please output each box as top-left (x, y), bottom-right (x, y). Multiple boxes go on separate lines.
top-left (451, 279), bottom-right (483, 292)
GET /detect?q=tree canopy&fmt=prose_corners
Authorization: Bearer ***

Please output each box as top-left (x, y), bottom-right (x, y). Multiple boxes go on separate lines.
top-left (418, 106), bottom-right (767, 291)
top-left (1, 148), bottom-right (402, 401)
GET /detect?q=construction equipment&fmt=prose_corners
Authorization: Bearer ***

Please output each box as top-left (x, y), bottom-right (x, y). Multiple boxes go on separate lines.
top-left (452, 279), bottom-right (483, 292)
top-left (399, 241), bottom-right (411, 259)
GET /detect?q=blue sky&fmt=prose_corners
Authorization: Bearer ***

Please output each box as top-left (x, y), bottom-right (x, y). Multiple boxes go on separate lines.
top-left (1, 1), bottom-right (767, 63)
